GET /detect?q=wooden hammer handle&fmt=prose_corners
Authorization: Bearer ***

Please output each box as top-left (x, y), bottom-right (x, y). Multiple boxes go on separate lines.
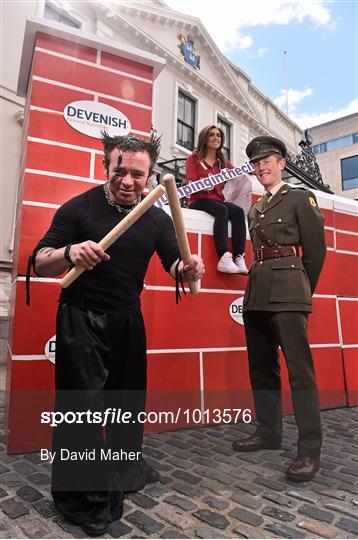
top-left (59, 185), bottom-right (166, 288)
top-left (163, 174), bottom-right (200, 295)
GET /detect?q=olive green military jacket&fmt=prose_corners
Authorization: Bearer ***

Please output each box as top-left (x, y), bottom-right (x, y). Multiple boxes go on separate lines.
top-left (243, 184), bottom-right (326, 312)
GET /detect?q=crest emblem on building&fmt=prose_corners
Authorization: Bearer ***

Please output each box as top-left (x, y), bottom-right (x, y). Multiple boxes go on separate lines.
top-left (178, 33), bottom-right (200, 70)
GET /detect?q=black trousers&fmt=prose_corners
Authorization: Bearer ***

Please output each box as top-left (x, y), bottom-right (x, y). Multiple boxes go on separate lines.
top-left (189, 199), bottom-right (246, 258)
top-left (52, 303), bottom-right (149, 525)
top-left (243, 311), bottom-right (322, 458)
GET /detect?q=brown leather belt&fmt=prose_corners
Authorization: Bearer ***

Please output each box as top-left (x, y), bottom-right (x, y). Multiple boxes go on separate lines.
top-left (254, 245), bottom-right (297, 261)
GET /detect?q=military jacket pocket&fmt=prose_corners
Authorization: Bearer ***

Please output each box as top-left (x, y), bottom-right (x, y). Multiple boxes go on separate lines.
top-left (265, 216), bottom-right (299, 245)
top-left (270, 257), bottom-right (311, 304)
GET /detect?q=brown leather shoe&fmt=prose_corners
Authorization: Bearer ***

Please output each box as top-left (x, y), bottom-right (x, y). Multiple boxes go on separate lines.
top-left (286, 455), bottom-right (320, 481)
top-left (232, 434), bottom-right (281, 452)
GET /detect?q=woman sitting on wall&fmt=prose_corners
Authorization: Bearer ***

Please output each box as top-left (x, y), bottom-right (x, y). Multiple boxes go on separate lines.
top-left (185, 125), bottom-right (248, 274)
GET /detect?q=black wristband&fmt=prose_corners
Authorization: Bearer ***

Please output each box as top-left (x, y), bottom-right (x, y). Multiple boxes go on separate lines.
top-left (64, 244), bottom-right (73, 264)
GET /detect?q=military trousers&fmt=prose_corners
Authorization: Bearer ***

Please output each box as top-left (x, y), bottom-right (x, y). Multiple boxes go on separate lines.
top-left (243, 310), bottom-right (322, 458)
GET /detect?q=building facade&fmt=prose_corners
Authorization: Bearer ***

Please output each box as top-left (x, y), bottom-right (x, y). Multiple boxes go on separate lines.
top-left (1, 0), bottom-right (306, 321)
top-left (310, 113), bottom-right (358, 200)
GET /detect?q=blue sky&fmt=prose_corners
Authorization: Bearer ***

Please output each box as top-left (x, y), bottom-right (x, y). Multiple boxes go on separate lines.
top-left (165, 0), bottom-right (358, 129)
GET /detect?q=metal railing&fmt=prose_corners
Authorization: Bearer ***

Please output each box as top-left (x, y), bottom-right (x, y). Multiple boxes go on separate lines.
top-left (156, 138), bottom-right (333, 202)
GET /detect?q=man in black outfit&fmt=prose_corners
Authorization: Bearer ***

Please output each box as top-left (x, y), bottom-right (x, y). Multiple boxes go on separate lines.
top-left (33, 133), bottom-right (204, 536)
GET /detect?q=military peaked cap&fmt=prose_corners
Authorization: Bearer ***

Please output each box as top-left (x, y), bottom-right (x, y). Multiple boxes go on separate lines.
top-left (246, 136), bottom-right (287, 162)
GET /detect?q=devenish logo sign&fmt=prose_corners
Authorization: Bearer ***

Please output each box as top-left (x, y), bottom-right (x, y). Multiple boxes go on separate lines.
top-left (64, 100), bottom-right (131, 139)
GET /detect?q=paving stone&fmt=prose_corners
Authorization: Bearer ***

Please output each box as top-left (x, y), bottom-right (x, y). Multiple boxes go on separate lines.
top-left (262, 505), bottom-right (295, 522)
top-left (0, 497), bottom-right (29, 518)
top-left (228, 507), bottom-right (264, 527)
top-left (203, 495), bottom-right (229, 510)
top-left (255, 477), bottom-right (287, 491)
top-left (145, 438), bottom-right (163, 448)
top-left (2, 454), bottom-right (22, 464)
top-left (172, 483), bottom-right (200, 498)
top-left (147, 458), bottom-right (173, 473)
top-left (33, 499), bottom-right (58, 518)
top-left (230, 492), bottom-right (262, 510)
top-left (0, 471), bottom-right (25, 487)
top-left (0, 463), bottom-right (10, 473)
top-left (340, 466), bottom-right (358, 476)
top-left (324, 500), bottom-right (358, 519)
top-left (163, 495), bottom-right (197, 511)
top-left (264, 522), bottom-right (306, 538)
top-left (144, 484), bottom-right (167, 498)
top-left (191, 456), bottom-right (219, 469)
top-left (195, 526), bottom-right (229, 538)
top-left (190, 446), bottom-right (211, 457)
top-left (201, 478), bottom-right (231, 495)
top-left (337, 517), bottom-right (358, 535)
top-left (229, 468), bottom-right (250, 480)
top-left (286, 489), bottom-right (320, 504)
top-left (0, 487), bottom-right (8, 498)
top-left (261, 461), bottom-right (287, 473)
top-left (127, 492), bottom-right (159, 509)
top-left (233, 524), bottom-right (270, 539)
top-left (166, 456), bottom-right (195, 471)
top-left (160, 529), bottom-right (189, 539)
top-left (142, 446), bottom-right (167, 461)
top-left (12, 460), bottom-right (37, 475)
top-left (108, 519), bottom-right (133, 538)
top-left (154, 504), bottom-right (196, 530)
top-left (16, 485), bottom-right (44, 502)
top-left (193, 466), bottom-right (235, 486)
top-left (18, 516), bottom-right (52, 538)
top-left (172, 469), bottom-right (201, 485)
top-left (298, 504), bottom-right (335, 524)
top-left (23, 453), bottom-right (43, 465)
top-left (311, 475), bottom-right (337, 487)
top-left (126, 510), bottom-right (164, 534)
top-left (163, 445), bottom-right (192, 461)
top-left (319, 460), bottom-right (337, 470)
top-left (27, 472), bottom-right (51, 486)
top-left (205, 428), bottom-right (225, 439)
top-left (166, 438), bottom-right (192, 450)
top-left (322, 469), bottom-right (356, 485)
top-left (297, 518), bottom-right (340, 538)
top-left (213, 444), bottom-right (234, 456)
top-left (160, 477), bottom-right (173, 486)
top-left (233, 481), bottom-right (262, 496)
top-left (237, 453), bottom-right (262, 464)
top-left (261, 491), bottom-right (296, 508)
top-left (193, 509), bottom-right (230, 530)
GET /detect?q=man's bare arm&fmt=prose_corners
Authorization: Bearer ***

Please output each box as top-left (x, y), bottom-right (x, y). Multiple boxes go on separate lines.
top-left (35, 241), bottom-right (110, 277)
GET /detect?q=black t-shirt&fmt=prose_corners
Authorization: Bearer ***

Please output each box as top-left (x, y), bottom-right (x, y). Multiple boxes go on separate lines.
top-left (34, 185), bottom-right (180, 312)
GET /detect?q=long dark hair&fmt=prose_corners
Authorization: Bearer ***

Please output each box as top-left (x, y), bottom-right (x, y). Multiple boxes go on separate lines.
top-left (195, 125), bottom-right (227, 168)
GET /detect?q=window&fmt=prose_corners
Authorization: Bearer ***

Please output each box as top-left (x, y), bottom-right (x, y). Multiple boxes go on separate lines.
top-left (44, 1), bottom-right (81, 29)
top-left (341, 155), bottom-right (358, 190)
top-left (312, 133), bottom-right (358, 154)
top-left (177, 91), bottom-right (196, 151)
top-left (217, 116), bottom-right (231, 160)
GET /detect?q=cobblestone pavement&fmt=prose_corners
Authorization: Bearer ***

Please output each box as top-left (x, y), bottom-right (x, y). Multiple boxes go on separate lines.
top-left (1, 398), bottom-right (357, 539)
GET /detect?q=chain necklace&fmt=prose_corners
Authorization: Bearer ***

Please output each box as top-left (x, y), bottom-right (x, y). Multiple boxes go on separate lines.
top-left (103, 182), bottom-right (140, 215)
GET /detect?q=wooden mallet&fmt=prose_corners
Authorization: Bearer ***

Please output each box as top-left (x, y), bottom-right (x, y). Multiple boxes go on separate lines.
top-left (59, 185), bottom-right (166, 288)
top-left (163, 174), bottom-right (200, 295)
